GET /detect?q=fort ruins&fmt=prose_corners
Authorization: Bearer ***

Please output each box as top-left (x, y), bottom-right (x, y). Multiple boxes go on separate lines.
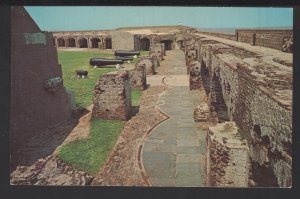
top-left (10, 6), bottom-right (292, 187)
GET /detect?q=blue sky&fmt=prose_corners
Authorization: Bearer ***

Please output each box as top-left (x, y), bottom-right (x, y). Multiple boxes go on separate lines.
top-left (25, 6), bottom-right (293, 31)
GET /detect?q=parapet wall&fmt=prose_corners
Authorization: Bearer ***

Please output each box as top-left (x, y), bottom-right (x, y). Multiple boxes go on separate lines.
top-left (195, 28), bottom-right (293, 52)
top-left (198, 31), bottom-right (236, 41)
top-left (183, 30), bottom-right (292, 187)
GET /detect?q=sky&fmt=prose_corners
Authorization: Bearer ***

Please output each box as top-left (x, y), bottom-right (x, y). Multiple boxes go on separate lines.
top-left (25, 6), bottom-right (293, 31)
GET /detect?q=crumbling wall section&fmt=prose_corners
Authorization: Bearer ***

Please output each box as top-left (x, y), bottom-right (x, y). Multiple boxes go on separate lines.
top-left (129, 62), bottom-right (146, 90)
top-left (137, 56), bottom-right (155, 75)
top-left (206, 122), bottom-right (250, 187)
top-left (92, 71), bottom-right (131, 121)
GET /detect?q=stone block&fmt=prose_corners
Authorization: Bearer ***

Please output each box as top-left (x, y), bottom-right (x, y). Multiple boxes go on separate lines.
top-left (194, 103), bottom-right (210, 122)
top-left (92, 70), bottom-right (131, 120)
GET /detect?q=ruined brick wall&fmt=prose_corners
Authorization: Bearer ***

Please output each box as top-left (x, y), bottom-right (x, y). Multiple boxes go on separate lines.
top-left (137, 56), bottom-right (155, 75)
top-left (11, 7), bottom-right (72, 168)
top-left (183, 31), bottom-right (292, 187)
top-left (203, 42), bottom-right (292, 187)
top-left (92, 71), bottom-right (131, 121)
top-left (129, 63), bottom-right (146, 90)
top-left (206, 122), bottom-right (250, 187)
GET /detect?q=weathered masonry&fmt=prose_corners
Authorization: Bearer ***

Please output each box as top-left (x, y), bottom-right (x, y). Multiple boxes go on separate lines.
top-left (53, 31), bottom-right (112, 49)
top-left (52, 28), bottom-right (178, 51)
top-left (11, 7), bottom-right (73, 169)
top-left (92, 71), bottom-right (132, 121)
top-left (198, 28), bottom-right (293, 53)
top-left (181, 29), bottom-right (292, 187)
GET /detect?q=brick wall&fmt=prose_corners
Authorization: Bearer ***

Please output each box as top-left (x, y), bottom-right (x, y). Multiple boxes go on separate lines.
top-left (11, 7), bottom-right (72, 168)
top-left (92, 71), bottom-right (131, 121)
top-left (184, 32), bottom-right (292, 187)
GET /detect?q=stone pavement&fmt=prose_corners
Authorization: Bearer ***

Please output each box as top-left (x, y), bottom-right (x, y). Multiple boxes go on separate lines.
top-left (142, 50), bottom-right (207, 186)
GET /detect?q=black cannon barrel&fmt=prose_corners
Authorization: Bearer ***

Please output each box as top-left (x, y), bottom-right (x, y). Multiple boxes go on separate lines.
top-left (115, 56), bottom-right (134, 61)
top-left (114, 50), bottom-right (140, 57)
top-left (90, 58), bottom-right (124, 66)
top-left (75, 70), bottom-right (88, 76)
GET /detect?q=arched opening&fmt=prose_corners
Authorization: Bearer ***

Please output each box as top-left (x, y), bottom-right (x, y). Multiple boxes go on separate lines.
top-left (177, 40), bottom-right (184, 49)
top-left (78, 38), bottom-right (88, 48)
top-left (210, 74), bottom-right (230, 123)
top-left (67, 38), bottom-right (76, 47)
top-left (105, 38), bottom-right (112, 49)
top-left (57, 38), bottom-right (65, 47)
top-left (160, 40), bottom-right (173, 50)
top-left (91, 38), bottom-right (101, 48)
top-left (140, 37), bottom-right (150, 51)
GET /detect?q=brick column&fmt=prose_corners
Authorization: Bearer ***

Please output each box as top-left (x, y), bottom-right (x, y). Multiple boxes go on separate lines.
top-left (54, 37), bottom-right (58, 48)
top-left (87, 37), bottom-right (92, 48)
top-left (92, 71), bottom-right (131, 121)
top-left (75, 37), bottom-right (80, 48)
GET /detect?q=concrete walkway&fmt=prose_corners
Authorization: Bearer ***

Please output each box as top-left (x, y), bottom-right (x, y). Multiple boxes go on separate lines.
top-left (142, 50), bottom-right (207, 186)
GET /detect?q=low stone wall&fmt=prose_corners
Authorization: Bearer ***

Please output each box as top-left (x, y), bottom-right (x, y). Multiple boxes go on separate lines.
top-left (11, 155), bottom-right (93, 185)
top-left (92, 71), bottom-right (131, 121)
top-left (129, 62), bottom-right (146, 90)
top-left (198, 31), bottom-right (236, 41)
top-left (206, 122), bottom-right (250, 187)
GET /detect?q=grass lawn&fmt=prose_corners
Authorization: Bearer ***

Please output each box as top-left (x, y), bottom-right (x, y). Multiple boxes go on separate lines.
top-left (58, 50), bottom-right (115, 108)
top-left (57, 49), bottom-right (147, 175)
top-left (131, 89), bottom-right (142, 106)
top-left (58, 119), bottom-right (125, 175)
top-left (58, 50), bottom-right (148, 108)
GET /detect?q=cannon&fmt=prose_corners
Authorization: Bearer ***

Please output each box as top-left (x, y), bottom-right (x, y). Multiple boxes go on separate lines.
top-left (115, 56), bottom-right (134, 61)
top-left (89, 58), bottom-right (124, 67)
top-left (114, 50), bottom-right (140, 57)
top-left (76, 70), bottom-right (88, 78)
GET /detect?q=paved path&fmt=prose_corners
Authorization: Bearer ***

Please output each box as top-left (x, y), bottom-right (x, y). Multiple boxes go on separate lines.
top-left (143, 50), bottom-right (207, 186)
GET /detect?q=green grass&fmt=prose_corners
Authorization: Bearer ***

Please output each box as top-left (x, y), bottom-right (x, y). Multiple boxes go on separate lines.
top-left (57, 50), bottom-right (147, 175)
top-left (58, 119), bottom-right (125, 175)
top-left (58, 50), bottom-right (149, 108)
top-left (131, 89), bottom-right (142, 106)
